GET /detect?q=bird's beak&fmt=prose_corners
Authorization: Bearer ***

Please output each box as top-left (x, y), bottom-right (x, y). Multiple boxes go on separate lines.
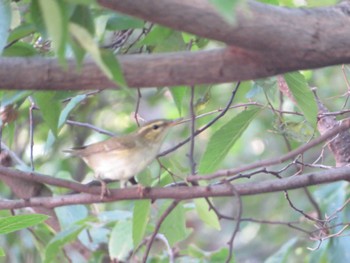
top-left (168, 118), bottom-right (184, 126)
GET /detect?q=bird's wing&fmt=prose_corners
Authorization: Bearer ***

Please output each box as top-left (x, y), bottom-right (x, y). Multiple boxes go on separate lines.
top-left (64, 137), bottom-right (136, 157)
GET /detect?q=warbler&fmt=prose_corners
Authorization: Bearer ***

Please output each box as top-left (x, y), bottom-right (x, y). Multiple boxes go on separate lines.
top-left (65, 119), bottom-right (178, 198)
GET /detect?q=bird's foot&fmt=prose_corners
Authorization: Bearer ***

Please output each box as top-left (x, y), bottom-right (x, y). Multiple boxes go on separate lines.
top-left (99, 180), bottom-right (111, 200)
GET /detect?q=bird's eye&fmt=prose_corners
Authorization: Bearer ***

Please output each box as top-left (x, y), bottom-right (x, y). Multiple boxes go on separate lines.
top-left (152, 124), bottom-right (159, 130)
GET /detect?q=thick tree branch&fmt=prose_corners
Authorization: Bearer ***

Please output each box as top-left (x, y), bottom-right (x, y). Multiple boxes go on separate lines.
top-left (0, 166), bottom-right (350, 210)
top-left (1, 2), bottom-right (350, 90)
top-left (98, 0), bottom-right (350, 53)
top-left (1, 45), bottom-right (350, 90)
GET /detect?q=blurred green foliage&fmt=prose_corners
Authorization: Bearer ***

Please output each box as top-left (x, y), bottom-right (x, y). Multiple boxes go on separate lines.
top-left (0, 0), bottom-right (349, 262)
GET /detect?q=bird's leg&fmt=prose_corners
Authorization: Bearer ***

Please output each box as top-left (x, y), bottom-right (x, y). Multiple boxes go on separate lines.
top-left (99, 179), bottom-right (111, 200)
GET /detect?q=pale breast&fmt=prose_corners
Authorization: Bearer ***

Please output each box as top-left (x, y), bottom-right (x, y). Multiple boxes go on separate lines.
top-left (82, 143), bottom-right (161, 181)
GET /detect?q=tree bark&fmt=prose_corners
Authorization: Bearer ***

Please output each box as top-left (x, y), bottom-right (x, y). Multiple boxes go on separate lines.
top-left (1, 1), bottom-right (350, 90)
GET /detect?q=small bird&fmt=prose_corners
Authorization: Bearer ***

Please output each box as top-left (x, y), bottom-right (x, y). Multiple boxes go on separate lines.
top-left (64, 119), bottom-right (179, 198)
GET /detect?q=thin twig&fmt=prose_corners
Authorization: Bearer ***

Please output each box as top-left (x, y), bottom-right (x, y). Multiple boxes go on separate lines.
top-left (189, 86), bottom-right (196, 175)
top-left (66, 120), bottom-right (115, 136)
top-left (28, 97), bottom-right (37, 170)
top-left (225, 186), bottom-right (242, 263)
top-left (142, 201), bottom-right (179, 263)
top-left (188, 119), bottom-right (350, 182)
top-left (134, 88), bottom-right (142, 127)
top-left (159, 81), bottom-right (241, 157)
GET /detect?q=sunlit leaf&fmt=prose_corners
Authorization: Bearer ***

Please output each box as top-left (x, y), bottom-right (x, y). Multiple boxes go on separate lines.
top-left (0, 0), bottom-right (11, 54)
top-left (169, 86), bottom-right (187, 116)
top-left (284, 72), bottom-right (318, 126)
top-left (199, 108), bottom-right (260, 174)
top-left (195, 199), bottom-right (221, 230)
top-left (38, 0), bottom-right (67, 63)
top-left (0, 214), bottom-right (48, 234)
top-left (132, 200), bottom-right (151, 247)
top-left (69, 23), bottom-right (126, 87)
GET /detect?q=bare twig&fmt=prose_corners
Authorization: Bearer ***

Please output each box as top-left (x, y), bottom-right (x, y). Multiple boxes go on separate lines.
top-left (66, 120), bottom-right (115, 136)
top-left (226, 186), bottom-right (242, 263)
top-left (28, 96), bottom-right (37, 170)
top-left (189, 85), bottom-right (196, 175)
top-left (142, 201), bottom-right (179, 263)
top-left (159, 82), bottom-right (241, 157)
top-left (188, 119), bottom-right (350, 182)
top-left (134, 88), bottom-right (142, 127)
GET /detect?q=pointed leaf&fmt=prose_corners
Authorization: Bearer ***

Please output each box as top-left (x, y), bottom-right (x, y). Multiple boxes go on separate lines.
top-left (169, 86), bottom-right (187, 116)
top-left (199, 108), bottom-right (260, 174)
top-left (195, 199), bottom-right (221, 230)
top-left (58, 94), bottom-right (86, 129)
top-left (0, 214), bottom-right (48, 234)
top-left (284, 72), bottom-right (318, 126)
top-left (132, 200), bottom-right (151, 247)
top-left (69, 22), bottom-right (126, 87)
top-left (38, 0), bottom-right (67, 62)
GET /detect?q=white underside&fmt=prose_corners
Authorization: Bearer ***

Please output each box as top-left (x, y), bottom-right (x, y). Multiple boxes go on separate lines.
top-left (83, 143), bottom-right (160, 182)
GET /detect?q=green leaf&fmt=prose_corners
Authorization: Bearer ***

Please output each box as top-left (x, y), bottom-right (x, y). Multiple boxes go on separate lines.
top-left (265, 238), bottom-right (298, 263)
top-left (106, 13), bottom-right (144, 31)
top-left (0, 247), bottom-right (4, 257)
top-left (208, 0), bottom-right (242, 24)
top-left (169, 86), bottom-right (187, 116)
top-left (159, 201), bottom-right (188, 246)
top-left (71, 5), bottom-right (95, 35)
top-left (58, 94), bottom-right (86, 130)
top-left (0, 0), bottom-right (11, 54)
top-left (7, 23), bottom-right (36, 43)
top-left (69, 22), bottom-right (126, 87)
top-left (34, 92), bottom-right (61, 137)
top-left (1, 91), bottom-right (32, 107)
top-left (55, 205), bottom-right (88, 229)
top-left (100, 49), bottom-right (127, 88)
top-left (139, 25), bottom-right (187, 53)
top-left (2, 42), bottom-right (38, 57)
top-left (44, 225), bottom-right (85, 263)
top-left (195, 199), bottom-right (221, 230)
top-left (132, 200), bottom-right (151, 247)
top-left (0, 214), bottom-right (49, 234)
top-left (38, 0), bottom-right (67, 62)
top-left (199, 108), bottom-right (260, 174)
top-left (210, 247), bottom-right (235, 263)
top-left (109, 220), bottom-right (133, 261)
top-left (30, 0), bottom-right (46, 37)
top-left (284, 72), bottom-right (318, 126)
